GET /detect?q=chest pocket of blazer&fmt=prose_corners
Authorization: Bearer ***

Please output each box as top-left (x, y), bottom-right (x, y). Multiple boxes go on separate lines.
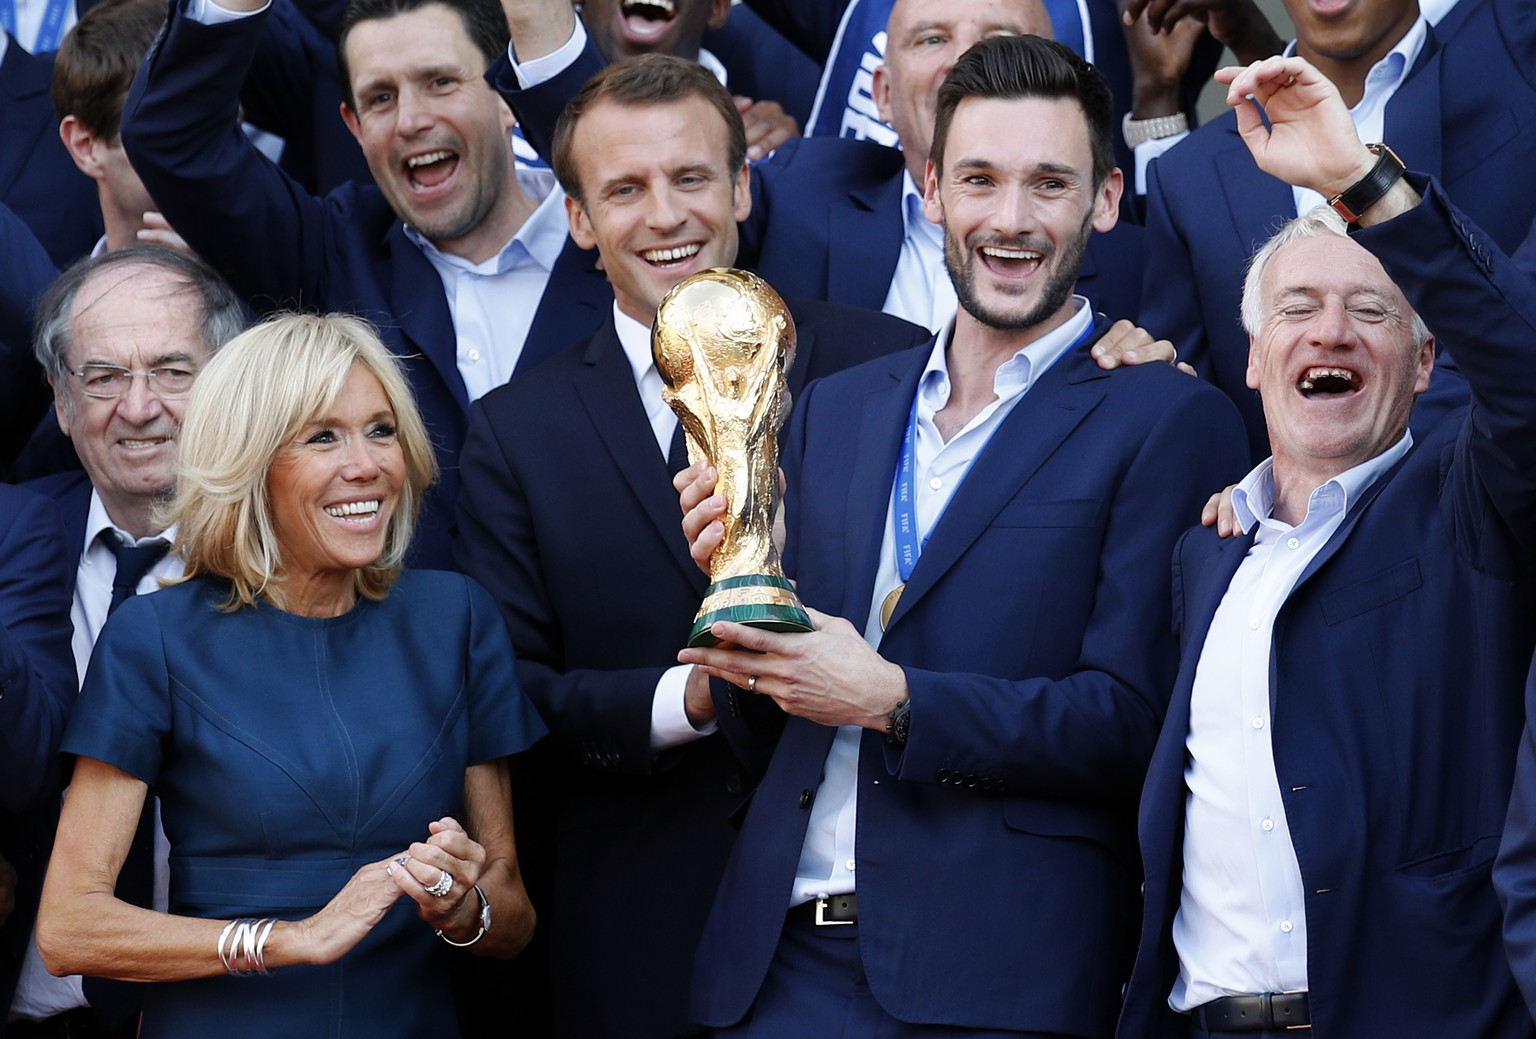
top-left (990, 497), bottom-right (1104, 529)
top-left (1318, 558), bottom-right (1422, 625)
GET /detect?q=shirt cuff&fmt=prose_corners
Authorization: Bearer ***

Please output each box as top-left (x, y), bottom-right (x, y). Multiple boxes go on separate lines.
top-left (186, 0), bottom-right (268, 23)
top-left (1134, 132), bottom-right (1189, 196)
top-left (650, 664), bottom-right (717, 751)
top-left (508, 19), bottom-right (586, 89)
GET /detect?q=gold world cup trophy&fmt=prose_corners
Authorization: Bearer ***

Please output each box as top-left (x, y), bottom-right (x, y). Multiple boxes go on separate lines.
top-left (653, 268), bottom-right (813, 648)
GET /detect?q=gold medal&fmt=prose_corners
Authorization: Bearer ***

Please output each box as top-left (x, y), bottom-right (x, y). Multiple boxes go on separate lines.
top-left (879, 583), bottom-right (905, 631)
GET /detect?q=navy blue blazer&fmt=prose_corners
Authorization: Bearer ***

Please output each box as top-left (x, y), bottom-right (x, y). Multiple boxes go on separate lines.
top-left (496, 41), bottom-right (1145, 326)
top-left (1120, 182), bottom-right (1536, 1039)
top-left (0, 475), bottom-right (85, 1038)
top-left (0, 37), bottom-right (101, 269)
top-left (121, 2), bottom-right (613, 569)
top-left (1139, 0), bottom-right (1536, 462)
top-left (0, 202), bottom-right (59, 474)
top-left (454, 299), bottom-right (927, 1039)
top-left (690, 320), bottom-right (1247, 1035)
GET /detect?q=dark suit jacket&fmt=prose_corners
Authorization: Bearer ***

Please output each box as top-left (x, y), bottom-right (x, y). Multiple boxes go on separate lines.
top-left (701, 4), bottom-right (822, 127)
top-left (0, 37), bottom-right (101, 270)
top-left (1122, 182), bottom-right (1536, 1039)
top-left (121, 2), bottom-right (613, 568)
top-left (689, 319), bottom-right (1247, 1035)
top-left (0, 474), bottom-right (87, 1038)
top-left (0, 202), bottom-right (59, 475)
top-left (1139, 0), bottom-right (1535, 461)
top-left (454, 300), bottom-right (927, 1039)
top-left (496, 41), bottom-right (1145, 326)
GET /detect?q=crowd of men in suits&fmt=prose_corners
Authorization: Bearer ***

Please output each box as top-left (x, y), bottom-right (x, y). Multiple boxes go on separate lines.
top-left (4, 0), bottom-right (1536, 1036)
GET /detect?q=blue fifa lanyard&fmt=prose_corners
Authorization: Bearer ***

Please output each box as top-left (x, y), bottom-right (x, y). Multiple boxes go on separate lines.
top-left (1, 0), bottom-right (71, 53)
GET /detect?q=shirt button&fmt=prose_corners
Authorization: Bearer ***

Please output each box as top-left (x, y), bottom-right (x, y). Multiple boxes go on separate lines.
top-left (845, 859), bottom-right (856, 871)
top-left (1287, 537), bottom-right (1300, 549)
top-left (1261, 818), bottom-right (1275, 831)
top-left (1280, 920), bottom-right (1294, 933)
top-left (466, 349), bottom-right (481, 362)
top-left (1252, 717), bottom-right (1265, 730)
top-left (929, 477), bottom-right (943, 490)
top-left (1248, 618), bottom-right (1260, 630)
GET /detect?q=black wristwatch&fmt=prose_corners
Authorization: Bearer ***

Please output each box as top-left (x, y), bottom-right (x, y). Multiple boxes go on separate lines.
top-left (1328, 143), bottom-right (1406, 225)
top-left (885, 699), bottom-right (911, 746)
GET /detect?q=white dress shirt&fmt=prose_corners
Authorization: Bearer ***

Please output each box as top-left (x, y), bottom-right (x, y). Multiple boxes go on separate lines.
top-left (10, 492), bottom-right (181, 1023)
top-left (1135, 19), bottom-right (1428, 197)
top-left (406, 169), bottom-right (568, 402)
top-left (1170, 433), bottom-right (1412, 1012)
top-left (881, 171), bottom-right (958, 334)
top-left (790, 298), bottom-right (1094, 906)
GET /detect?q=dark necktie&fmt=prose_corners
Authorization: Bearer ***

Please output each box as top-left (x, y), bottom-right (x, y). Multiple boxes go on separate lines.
top-left (666, 423), bottom-right (690, 476)
top-left (103, 535), bottom-right (170, 615)
top-left (82, 533), bottom-right (169, 1031)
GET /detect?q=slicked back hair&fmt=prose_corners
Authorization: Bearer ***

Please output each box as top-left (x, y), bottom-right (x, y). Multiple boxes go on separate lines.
top-left (930, 34), bottom-right (1114, 189)
top-left (551, 53), bottom-right (746, 206)
top-left (336, 0), bottom-right (509, 110)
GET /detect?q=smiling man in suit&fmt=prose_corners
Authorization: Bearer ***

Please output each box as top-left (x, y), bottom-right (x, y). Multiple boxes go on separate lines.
top-left (119, 0), bottom-right (617, 568)
top-left (454, 55), bottom-right (930, 1039)
top-left (675, 36), bottom-right (1245, 1039)
top-left (1119, 56), bottom-right (1536, 1039)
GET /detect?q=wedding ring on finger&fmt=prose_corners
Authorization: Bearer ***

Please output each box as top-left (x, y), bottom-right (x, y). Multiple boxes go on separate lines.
top-left (427, 869), bottom-right (454, 898)
top-left (747, 675), bottom-right (758, 693)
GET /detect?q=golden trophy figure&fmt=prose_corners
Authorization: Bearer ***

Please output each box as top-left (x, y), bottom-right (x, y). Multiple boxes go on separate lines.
top-left (653, 268), bottom-right (813, 648)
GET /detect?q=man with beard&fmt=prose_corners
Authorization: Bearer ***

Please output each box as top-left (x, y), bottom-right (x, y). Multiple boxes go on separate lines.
top-left (671, 35), bottom-right (1246, 1039)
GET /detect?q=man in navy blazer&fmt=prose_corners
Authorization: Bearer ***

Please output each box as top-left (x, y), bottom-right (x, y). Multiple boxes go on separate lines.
top-left (0, 34), bottom-right (101, 270)
top-left (1119, 57), bottom-right (1536, 1039)
top-left (674, 37), bottom-right (1245, 1038)
top-left (0, 484), bottom-right (76, 1036)
top-left (119, 0), bottom-right (615, 568)
top-left (456, 56), bottom-right (930, 1039)
top-left (496, 0), bottom-right (1145, 334)
top-left (1140, 0), bottom-right (1536, 462)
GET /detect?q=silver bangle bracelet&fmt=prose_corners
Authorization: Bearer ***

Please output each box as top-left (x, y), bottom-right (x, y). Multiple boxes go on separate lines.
top-left (435, 884), bottom-right (492, 948)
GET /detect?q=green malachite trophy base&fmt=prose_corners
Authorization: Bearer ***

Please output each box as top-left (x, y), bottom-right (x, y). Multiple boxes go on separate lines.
top-left (687, 573), bottom-right (813, 647)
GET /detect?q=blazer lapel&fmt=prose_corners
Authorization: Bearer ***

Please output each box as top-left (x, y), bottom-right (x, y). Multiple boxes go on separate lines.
top-left (0, 40), bottom-right (46, 197)
top-left (517, 238), bottom-right (609, 377)
top-left (839, 351), bottom-right (925, 630)
top-left (574, 321), bottom-right (703, 591)
top-left (385, 223), bottom-right (469, 414)
top-left (826, 171), bottom-right (905, 311)
top-left (884, 343), bottom-right (1107, 631)
top-left (1214, 127), bottom-right (1297, 258)
top-left (1383, 28), bottom-right (1444, 182)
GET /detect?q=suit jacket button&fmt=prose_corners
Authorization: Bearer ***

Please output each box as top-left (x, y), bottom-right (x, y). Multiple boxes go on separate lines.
top-left (936, 769), bottom-right (950, 783)
top-left (798, 789), bottom-right (813, 809)
top-left (726, 774), bottom-right (743, 794)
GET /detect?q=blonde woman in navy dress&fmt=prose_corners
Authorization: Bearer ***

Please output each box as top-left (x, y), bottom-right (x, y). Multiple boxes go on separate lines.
top-left (37, 313), bottom-right (545, 1037)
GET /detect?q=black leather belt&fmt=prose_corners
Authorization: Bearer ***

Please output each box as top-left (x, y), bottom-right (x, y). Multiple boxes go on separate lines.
top-left (1196, 993), bottom-right (1310, 1032)
top-left (788, 893), bottom-right (857, 926)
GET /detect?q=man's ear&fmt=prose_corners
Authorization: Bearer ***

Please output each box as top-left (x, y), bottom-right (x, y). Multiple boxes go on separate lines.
top-left (340, 101), bottom-right (362, 143)
top-left (921, 158), bottom-right (941, 225)
top-left (1092, 168), bottom-right (1124, 233)
top-left (565, 194), bottom-right (598, 251)
top-left (59, 116), bottom-right (104, 179)
top-left (50, 374), bottom-right (74, 438)
top-left (872, 63), bottom-right (893, 127)
top-left (707, 0), bottom-right (730, 30)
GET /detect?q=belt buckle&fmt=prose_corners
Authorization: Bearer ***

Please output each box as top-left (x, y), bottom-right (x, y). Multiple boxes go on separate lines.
top-left (813, 897), bottom-right (853, 926)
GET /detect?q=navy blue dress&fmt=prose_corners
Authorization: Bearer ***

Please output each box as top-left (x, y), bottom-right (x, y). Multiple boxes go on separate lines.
top-left (61, 570), bottom-right (547, 1038)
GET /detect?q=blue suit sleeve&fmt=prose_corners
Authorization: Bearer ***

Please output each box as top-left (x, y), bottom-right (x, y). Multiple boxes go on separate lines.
top-left (0, 486), bottom-right (77, 811)
top-left (489, 36), bottom-right (607, 163)
top-left (121, 2), bottom-right (335, 309)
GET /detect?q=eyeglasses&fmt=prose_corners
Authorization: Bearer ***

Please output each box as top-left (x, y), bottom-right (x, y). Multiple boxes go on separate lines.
top-left (68, 363), bottom-right (199, 399)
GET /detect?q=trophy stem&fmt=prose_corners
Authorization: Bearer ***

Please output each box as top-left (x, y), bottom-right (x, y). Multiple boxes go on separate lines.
top-left (688, 574), bottom-right (814, 647)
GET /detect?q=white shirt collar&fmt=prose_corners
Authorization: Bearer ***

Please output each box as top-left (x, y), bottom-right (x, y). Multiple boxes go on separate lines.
top-left (84, 488), bottom-right (177, 554)
top-left (1283, 17), bottom-right (1427, 103)
top-left (404, 169), bottom-right (566, 274)
top-left (612, 301), bottom-right (656, 389)
top-left (917, 296), bottom-right (1093, 409)
top-left (1233, 430), bottom-right (1413, 533)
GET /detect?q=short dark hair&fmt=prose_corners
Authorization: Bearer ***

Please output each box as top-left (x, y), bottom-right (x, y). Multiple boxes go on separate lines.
top-left (336, 0), bottom-right (510, 110)
top-left (51, 0), bottom-right (165, 139)
top-left (550, 53), bottom-right (746, 206)
top-left (930, 35), bottom-right (1115, 189)
top-left (34, 246), bottom-right (247, 384)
